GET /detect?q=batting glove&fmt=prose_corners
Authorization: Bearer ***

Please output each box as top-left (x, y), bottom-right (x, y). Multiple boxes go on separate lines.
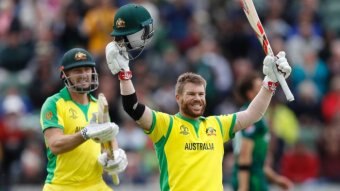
top-left (80, 122), bottom-right (119, 143)
top-left (263, 51), bottom-right (291, 91)
top-left (106, 41), bottom-right (130, 74)
top-left (98, 148), bottom-right (128, 175)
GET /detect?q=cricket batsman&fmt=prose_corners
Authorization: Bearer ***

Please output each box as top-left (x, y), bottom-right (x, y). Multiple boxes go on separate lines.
top-left (105, 3), bottom-right (292, 191)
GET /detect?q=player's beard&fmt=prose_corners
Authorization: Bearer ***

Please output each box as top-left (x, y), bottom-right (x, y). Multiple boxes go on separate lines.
top-left (69, 74), bottom-right (92, 93)
top-left (180, 99), bottom-right (206, 118)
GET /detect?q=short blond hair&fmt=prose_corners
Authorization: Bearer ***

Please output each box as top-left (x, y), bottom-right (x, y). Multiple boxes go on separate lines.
top-left (175, 72), bottom-right (207, 95)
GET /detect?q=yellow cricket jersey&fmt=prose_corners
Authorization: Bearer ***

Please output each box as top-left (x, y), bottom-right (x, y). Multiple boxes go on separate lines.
top-left (145, 111), bottom-right (236, 191)
top-left (40, 87), bottom-right (112, 191)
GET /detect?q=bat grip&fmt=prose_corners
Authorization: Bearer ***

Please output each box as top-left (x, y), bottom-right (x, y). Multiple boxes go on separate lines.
top-left (103, 142), bottom-right (120, 185)
top-left (112, 174), bottom-right (120, 185)
top-left (269, 49), bottom-right (294, 102)
top-left (108, 151), bottom-right (120, 185)
top-left (109, 148), bottom-right (120, 185)
top-left (277, 72), bottom-right (294, 101)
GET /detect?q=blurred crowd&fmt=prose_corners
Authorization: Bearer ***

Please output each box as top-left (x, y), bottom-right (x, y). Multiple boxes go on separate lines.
top-left (1, 0), bottom-right (340, 190)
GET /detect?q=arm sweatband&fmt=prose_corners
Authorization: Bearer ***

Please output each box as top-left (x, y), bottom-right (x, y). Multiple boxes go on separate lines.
top-left (238, 164), bottom-right (251, 171)
top-left (122, 93), bottom-right (145, 121)
top-left (235, 87), bottom-right (272, 130)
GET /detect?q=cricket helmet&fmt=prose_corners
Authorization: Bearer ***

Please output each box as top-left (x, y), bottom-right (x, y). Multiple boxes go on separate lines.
top-left (110, 4), bottom-right (154, 59)
top-left (59, 48), bottom-right (99, 93)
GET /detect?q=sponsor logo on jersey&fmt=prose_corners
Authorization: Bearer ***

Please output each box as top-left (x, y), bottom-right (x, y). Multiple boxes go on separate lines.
top-left (180, 125), bottom-right (189, 135)
top-left (185, 142), bottom-right (214, 150)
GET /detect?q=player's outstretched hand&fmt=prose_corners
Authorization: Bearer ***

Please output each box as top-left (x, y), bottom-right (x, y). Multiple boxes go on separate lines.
top-left (81, 121), bottom-right (119, 143)
top-left (106, 41), bottom-right (130, 75)
top-left (98, 148), bottom-right (128, 175)
top-left (263, 51), bottom-right (291, 91)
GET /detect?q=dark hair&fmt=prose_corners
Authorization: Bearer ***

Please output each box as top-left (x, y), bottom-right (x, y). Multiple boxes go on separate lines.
top-left (236, 72), bottom-right (262, 102)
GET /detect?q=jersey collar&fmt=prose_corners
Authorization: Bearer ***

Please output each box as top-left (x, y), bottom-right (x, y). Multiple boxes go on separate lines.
top-left (60, 87), bottom-right (96, 101)
top-left (175, 113), bottom-right (206, 122)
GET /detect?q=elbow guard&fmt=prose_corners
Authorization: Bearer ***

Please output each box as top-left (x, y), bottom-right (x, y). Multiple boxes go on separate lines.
top-left (122, 93), bottom-right (145, 121)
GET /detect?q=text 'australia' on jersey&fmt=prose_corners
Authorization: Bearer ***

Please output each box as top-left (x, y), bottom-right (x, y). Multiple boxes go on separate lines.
top-left (145, 111), bottom-right (236, 191)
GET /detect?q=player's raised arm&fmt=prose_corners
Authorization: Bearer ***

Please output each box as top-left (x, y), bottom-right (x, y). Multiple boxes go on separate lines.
top-left (105, 4), bottom-right (154, 130)
top-left (234, 51), bottom-right (292, 132)
top-left (106, 42), bottom-right (153, 130)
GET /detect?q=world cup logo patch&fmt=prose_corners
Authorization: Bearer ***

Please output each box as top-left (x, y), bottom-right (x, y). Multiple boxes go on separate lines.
top-left (69, 108), bottom-right (78, 119)
top-left (180, 125), bottom-right (189, 135)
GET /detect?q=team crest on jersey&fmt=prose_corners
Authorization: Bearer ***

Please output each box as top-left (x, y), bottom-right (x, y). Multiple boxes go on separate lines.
top-left (69, 108), bottom-right (78, 119)
top-left (74, 52), bottom-right (87, 61)
top-left (206, 127), bottom-right (216, 136)
top-left (45, 111), bottom-right (53, 120)
top-left (116, 18), bottom-right (125, 28)
top-left (180, 125), bottom-right (189, 135)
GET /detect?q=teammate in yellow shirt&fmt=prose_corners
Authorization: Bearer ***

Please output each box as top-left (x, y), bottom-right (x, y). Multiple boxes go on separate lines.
top-left (106, 3), bottom-right (292, 191)
top-left (40, 48), bottom-right (127, 191)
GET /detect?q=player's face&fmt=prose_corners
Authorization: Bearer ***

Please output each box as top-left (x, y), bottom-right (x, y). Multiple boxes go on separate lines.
top-left (66, 66), bottom-right (93, 89)
top-left (177, 83), bottom-right (206, 119)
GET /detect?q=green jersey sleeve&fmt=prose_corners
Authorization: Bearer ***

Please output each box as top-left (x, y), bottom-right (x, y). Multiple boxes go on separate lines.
top-left (216, 113), bottom-right (237, 142)
top-left (40, 96), bottom-right (64, 132)
top-left (144, 111), bottom-right (172, 144)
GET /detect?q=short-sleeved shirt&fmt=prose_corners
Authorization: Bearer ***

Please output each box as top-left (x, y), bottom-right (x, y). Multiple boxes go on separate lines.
top-left (40, 87), bottom-right (110, 190)
top-left (232, 104), bottom-right (270, 191)
top-left (145, 111), bottom-right (236, 191)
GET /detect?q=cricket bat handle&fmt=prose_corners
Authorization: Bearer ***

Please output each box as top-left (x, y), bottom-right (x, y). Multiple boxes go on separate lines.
top-left (102, 142), bottom-right (120, 185)
top-left (277, 72), bottom-right (294, 101)
top-left (112, 174), bottom-right (120, 185)
top-left (98, 93), bottom-right (120, 185)
top-left (268, 49), bottom-right (294, 102)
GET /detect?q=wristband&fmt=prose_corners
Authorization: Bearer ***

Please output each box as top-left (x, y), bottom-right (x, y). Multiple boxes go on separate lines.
top-left (238, 164), bottom-right (251, 171)
top-left (118, 70), bottom-right (132, 80)
top-left (80, 128), bottom-right (89, 140)
top-left (265, 81), bottom-right (279, 92)
top-left (262, 76), bottom-right (279, 92)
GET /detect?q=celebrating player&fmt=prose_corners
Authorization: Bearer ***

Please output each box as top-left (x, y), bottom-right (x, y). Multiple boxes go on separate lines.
top-left (40, 48), bottom-right (127, 191)
top-left (106, 3), bottom-right (292, 191)
top-left (232, 72), bottom-right (293, 191)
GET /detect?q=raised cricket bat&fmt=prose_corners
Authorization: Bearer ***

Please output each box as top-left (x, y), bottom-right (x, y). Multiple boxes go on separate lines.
top-left (97, 93), bottom-right (120, 185)
top-left (240, 0), bottom-right (294, 101)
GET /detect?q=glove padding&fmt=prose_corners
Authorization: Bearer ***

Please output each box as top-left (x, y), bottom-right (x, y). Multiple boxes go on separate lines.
top-left (263, 51), bottom-right (291, 82)
top-left (106, 41), bottom-right (130, 75)
top-left (98, 148), bottom-right (128, 175)
top-left (81, 122), bottom-right (119, 143)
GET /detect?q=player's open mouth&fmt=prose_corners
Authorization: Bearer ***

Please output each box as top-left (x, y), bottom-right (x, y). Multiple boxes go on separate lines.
top-left (191, 104), bottom-right (202, 111)
top-left (77, 81), bottom-right (90, 87)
